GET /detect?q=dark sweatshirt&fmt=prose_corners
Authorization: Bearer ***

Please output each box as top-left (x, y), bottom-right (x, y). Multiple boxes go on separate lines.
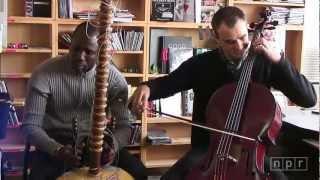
top-left (145, 49), bottom-right (317, 148)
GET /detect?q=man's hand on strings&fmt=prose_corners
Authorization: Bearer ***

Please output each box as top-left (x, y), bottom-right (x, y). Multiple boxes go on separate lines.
top-left (252, 29), bottom-right (282, 64)
top-left (129, 84), bottom-right (150, 114)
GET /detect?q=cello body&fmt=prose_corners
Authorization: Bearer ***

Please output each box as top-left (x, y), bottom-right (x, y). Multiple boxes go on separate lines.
top-left (186, 82), bottom-right (282, 180)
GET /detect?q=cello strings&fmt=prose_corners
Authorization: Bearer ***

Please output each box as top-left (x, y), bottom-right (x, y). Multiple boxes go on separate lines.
top-left (219, 43), bottom-right (258, 180)
top-left (216, 43), bottom-right (254, 180)
top-left (222, 38), bottom-right (258, 166)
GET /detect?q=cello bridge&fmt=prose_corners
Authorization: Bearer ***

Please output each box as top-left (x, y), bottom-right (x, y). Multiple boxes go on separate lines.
top-left (228, 155), bottom-right (238, 163)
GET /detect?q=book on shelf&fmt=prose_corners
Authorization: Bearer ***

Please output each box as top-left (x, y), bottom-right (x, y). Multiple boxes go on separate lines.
top-left (195, 0), bottom-right (201, 23)
top-left (113, 17), bottom-right (133, 23)
top-left (147, 127), bottom-right (171, 145)
top-left (129, 124), bottom-right (141, 145)
top-left (181, 89), bottom-right (194, 116)
top-left (159, 36), bottom-right (192, 73)
top-left (59, 0), bottom-right (73, 18)
top-left (113, 9), bottom-right (135, 23)
top-left (168, 48), bottom-right (193, 73)
top-left (25, 0), bottom-right (51, 17)
top-left (183, 0), bottom-right (195, 22)
top-left (152, 48), bottom-right (211, 118)
top-left (151, 0), bottom-right (175, 21)
top-left (0, 80), bottom-right (8, 93)
top-left (111, 30), bottom-right (144, 51)
top-left (168, 48), bottom-right (194, 116)
top-left (25, 0), bottom-right (33, 17)
top-left (149, 29), bottom-right (168, 74)
top-left (73, 11), bottom-right (98, 20)
top-left (174, 0), bottom-right (195, 22)
top-left (174, 0), bottom-right (184, 21)
top-left (200, 0), bottom-right (225, 23)
top-left (67, 0), bottom-right (73, 18)
top-left (8, 105), bottom-right (20, 127)
top-left (59, 0), bottom-right (67, 18)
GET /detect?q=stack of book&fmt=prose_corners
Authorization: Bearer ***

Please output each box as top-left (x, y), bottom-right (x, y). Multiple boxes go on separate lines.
top-left (147, 128), bottom-right (171, 145)
top-left (73, 11), bottom-right (98, 20)
top-left (267, 7), bottom-right (289, 25)
top-left (113, 9), bottom-right (135, 23)
top-left (287, 8), bottom-right (304, 25)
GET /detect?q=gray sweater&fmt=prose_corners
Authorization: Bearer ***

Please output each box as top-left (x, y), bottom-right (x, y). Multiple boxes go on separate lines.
top-left (22, 55), bottom-right (130, 155)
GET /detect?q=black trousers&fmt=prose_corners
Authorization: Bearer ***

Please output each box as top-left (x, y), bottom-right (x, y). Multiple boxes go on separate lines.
top-left (29, 148), bottom-right (147, 180)
top-left (160, 147), bottom-right (207, 180)
top-left (161, 122), bottom-right (317, 180)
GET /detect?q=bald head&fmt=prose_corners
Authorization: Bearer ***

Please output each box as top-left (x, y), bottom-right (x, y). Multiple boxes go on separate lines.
top-left (72, 21), bottom-right (99, 41)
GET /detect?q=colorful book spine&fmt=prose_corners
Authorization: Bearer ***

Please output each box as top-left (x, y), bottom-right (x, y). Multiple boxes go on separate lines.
top-left (25, 0), bottom-right (33, 17)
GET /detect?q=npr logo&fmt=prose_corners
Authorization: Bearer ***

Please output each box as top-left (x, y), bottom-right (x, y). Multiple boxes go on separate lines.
top-left (270, 157), bottom-right (308, 171)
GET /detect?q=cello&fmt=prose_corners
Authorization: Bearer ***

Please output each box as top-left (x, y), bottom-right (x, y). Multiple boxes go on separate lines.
top-left (185, 11), bottom-right (282, 180)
